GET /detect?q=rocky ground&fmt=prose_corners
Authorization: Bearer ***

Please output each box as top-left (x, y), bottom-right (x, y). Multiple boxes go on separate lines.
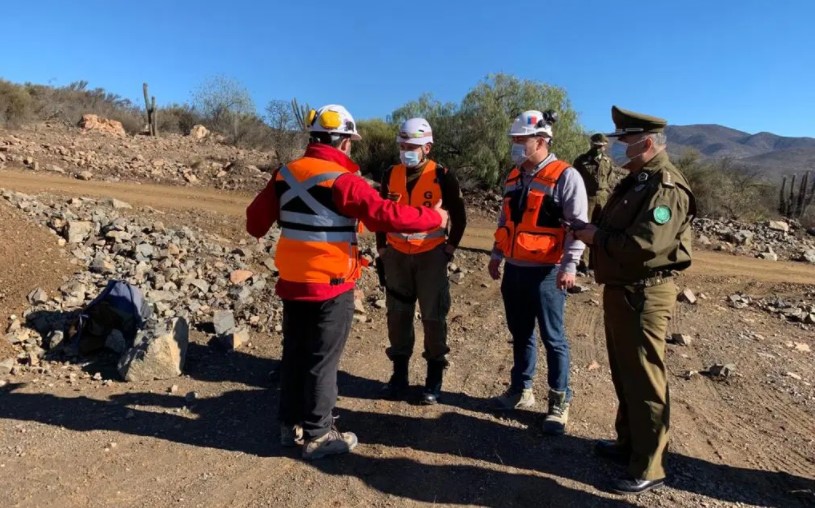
top-left (0, 123), bottom-right (814, 507)
top-left (694, 217), bottom-right (815, 263)
top-left (0, 122), bottom-right (275, 192)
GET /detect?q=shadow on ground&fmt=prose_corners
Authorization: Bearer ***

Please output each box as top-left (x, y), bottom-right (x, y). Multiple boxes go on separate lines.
top-left (1, 344), bottom-right (812, 507)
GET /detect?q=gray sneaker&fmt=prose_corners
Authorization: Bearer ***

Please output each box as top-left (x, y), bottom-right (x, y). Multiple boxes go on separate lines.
top-left (302, 427), bottom-right (358, 460)
top-left (542, 389), bottom-right (570, 435)
top-left (280, 424), bottom-right (304, 447)
top-left (493, 387), bottom-right (535, 410)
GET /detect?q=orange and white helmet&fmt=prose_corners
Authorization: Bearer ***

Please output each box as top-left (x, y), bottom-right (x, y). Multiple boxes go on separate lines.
top-left (307, 104), bottom-right (362, 140)
top-left (396, 118), bottom-right (433, 146)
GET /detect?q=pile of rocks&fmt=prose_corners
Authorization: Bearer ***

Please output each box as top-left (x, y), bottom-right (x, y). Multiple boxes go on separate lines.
top-left (78, 114), bottom-right (127, 137)
top-left (727, 292), bottom-right (815, 325)
top-left (0, 122), bottom-right (276, 192)
top-left (693, 218), bottom-right (815, 263)
top-left (1, 189), bottom-right (287, 379)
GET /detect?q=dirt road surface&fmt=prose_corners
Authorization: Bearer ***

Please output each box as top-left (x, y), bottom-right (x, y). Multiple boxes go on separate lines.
top-left (1, 168), bottom-right (814, 507)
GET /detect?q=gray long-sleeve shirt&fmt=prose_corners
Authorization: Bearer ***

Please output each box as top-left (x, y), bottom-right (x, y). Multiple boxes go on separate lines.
top-left (492, 153), bottom-right (588, 274)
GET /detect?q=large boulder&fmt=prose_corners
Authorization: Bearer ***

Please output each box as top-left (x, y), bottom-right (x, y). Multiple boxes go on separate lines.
top-left (730, 230), bottom-right (754, 246)
top-left (767, 220), bottom-right (790, 233)
top-left (78, 114), bottom-right (126, 137)
top-left (117, 318), bottom-right (189, 381)
top-left (213, 310), bottom-right (235, 336)
top-left (189, 124), bottom-right (210, 140)
top-left (66, 220), bottom-right (93, 243)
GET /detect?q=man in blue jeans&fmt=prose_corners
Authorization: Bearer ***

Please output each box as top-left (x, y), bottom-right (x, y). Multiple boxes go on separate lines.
top-left (488, 109), bottom-right (587, 435)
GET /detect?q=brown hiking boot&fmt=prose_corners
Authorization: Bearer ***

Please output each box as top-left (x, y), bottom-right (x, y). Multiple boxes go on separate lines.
top-left (542, 389), bottom-right (570, 435)
top-left (280, 424), bottom-right (304, 447)
top-left (492, 387), bottom-right (535, 410)
top-left (302, 427), bottom-right (358, 460)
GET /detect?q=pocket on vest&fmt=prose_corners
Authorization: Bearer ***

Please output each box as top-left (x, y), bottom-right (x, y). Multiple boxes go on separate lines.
top-left (515, 232), bottom-right (559, 260)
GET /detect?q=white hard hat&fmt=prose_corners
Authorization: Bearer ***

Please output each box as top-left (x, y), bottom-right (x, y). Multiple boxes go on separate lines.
top-left (508, 110), bottom-right (554, 138)
top-left (308, 104), bottom-right (362, 140)
top-left (396, 118), bottom-right (433, 145)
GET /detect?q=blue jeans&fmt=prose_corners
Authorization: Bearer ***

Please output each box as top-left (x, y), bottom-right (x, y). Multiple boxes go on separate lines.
top-left (501, 263), bottom-right (572, 400)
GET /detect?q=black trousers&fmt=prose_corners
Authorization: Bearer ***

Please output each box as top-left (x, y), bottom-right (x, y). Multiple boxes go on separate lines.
top-left (278, 290), bottom-right (354, 439)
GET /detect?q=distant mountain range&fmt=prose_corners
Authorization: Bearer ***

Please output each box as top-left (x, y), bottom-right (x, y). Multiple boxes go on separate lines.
top-left (665, 124), bottom-right (815, 176)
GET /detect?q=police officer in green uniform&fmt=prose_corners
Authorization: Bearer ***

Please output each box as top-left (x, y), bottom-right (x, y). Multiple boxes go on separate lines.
top-left (573, 106), bottom-right (696, 495)
top-left (573, 133), bottom-right (615, 273)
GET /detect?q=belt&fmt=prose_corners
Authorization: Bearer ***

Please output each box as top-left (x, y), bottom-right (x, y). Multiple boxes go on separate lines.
top-left (630, 271), bottom-right (674, 289)
top-left (607, 271), bottom-right (674, 290)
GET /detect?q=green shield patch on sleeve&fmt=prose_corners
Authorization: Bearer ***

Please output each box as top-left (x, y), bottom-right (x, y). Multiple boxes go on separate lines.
top-left (653, 205), bottom-right (672, 224)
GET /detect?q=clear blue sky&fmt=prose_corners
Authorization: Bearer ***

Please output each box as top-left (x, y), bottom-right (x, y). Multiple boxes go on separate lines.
top-left (2, 1), bottom-right (813, 137)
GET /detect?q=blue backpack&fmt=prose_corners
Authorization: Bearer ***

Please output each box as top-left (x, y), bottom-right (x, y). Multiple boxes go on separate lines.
top-left (74, 280), bottom-right (152, 354)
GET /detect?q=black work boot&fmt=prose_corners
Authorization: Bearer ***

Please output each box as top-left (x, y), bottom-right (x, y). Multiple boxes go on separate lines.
top-left (421, 360), bottom-right (445, 405)
top-left (383, 356), bottom-right (409, 400)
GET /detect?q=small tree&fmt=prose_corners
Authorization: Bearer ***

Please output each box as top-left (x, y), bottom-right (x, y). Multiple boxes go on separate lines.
top-left (191, 75), bottom-right (255, 140)
top-left (384, 74), bottom-right (585, 189)
top-left (353, 119), bottom-right (399, 180)
top-left (389, 93), bottom-right (463, 163)
top-left (265, 99), bottom-right (308, 164)
top-left (457, 74), bottom-right (585, 187)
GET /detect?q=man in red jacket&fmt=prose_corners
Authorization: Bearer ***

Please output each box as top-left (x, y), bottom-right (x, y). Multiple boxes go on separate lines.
top-left (247, 104), bottom-right (448, 460)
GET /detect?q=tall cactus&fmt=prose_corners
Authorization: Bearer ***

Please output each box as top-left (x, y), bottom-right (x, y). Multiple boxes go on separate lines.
top-left (780, 176), bottom-right (788, 216)
top-left (291, 98), bottom-right (311, 132)
top-left (143, 82), bottom-right (158, 136)
top-left (779, 171), bottom-right (815, 219)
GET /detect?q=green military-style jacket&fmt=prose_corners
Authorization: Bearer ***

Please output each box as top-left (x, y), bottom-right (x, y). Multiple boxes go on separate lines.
top-left (573, 149), bottom-right (615, 197)
top-left (592, 151), bottom-right (696, 286)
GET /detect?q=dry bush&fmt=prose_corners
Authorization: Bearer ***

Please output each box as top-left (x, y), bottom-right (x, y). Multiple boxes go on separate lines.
top-left (353, 119), bottom-right (398, 180)
top-left (676, 149), bottom-right (775, 221)
top-left (25, 81), bottom-right (143, 132)
top-left (800, 207), bottom-right (815, 229)
top-left (0, 80), bottom-right (34, 127)
top-left (157, 104), bottom-right (206, 135)
top-left (232, 114), bottom-right (276, 150)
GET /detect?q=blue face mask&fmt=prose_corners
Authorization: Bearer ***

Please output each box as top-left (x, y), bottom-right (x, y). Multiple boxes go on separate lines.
top-left (611, 138), bottom-right (647, 166)
top-left (610, 141), bottom-right (628, 165)
top-left (510, 143), bottom-right (528, 166)
top-left (400, 150), bottom-right (422, 168)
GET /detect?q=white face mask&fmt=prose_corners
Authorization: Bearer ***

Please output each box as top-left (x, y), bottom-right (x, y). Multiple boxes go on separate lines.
top-left (400, 149), bottom-right (422, 168)
top-left (610, 138), bottom-right (647, 167)
top-left (510, 142), bottom-right (529, 166)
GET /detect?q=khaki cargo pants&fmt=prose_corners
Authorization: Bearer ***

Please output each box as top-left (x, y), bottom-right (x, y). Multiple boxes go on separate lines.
top-left (603, 280), bottom-right (675, 480)
top-left (382, 245), bottom-right (451, 363)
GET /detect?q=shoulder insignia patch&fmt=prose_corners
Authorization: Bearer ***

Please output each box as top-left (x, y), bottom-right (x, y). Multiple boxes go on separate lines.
top-left (653, 205), bottom-right (672, 224)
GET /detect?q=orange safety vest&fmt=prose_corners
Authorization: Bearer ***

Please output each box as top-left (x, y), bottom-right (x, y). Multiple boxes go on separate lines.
top-left (274, 157), bottom-right (361, 285)
top-left (494, 160), bottom-right (570, 264)
top-left (386, 160), bottom-right (447, 254)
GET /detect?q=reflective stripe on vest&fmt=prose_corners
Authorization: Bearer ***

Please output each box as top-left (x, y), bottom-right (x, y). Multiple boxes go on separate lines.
top-left (278, 165), bottom-right (357, 243)
top-left (273, 157), bottom-right (361, 285)
top-left (495, 160), bottom-right (570, 265)
top-left (386, 161), bottom-right (447, 254)
top-left (505, 177), bottom-right (556, 196)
